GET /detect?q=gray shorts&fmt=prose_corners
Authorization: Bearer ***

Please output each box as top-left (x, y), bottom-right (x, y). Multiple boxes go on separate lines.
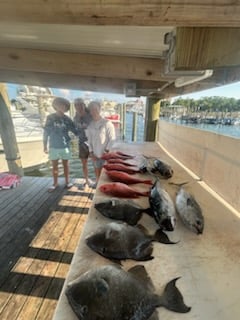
top-left (93, 158), bottom-right (105, 169)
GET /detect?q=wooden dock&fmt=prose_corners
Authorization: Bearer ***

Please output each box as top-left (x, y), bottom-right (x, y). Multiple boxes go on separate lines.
top-left (0, 176), bottom-right (94, 320)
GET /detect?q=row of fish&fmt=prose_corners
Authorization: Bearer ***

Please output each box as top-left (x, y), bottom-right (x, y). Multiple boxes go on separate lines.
top-left (99, 180), bottom-right (204, 235)
top-left (65, 151), bottom-right (201, 319)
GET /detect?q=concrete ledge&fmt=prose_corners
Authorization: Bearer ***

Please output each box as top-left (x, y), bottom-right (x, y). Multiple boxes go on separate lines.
top-left (158, 120), bottom-right (240, 212)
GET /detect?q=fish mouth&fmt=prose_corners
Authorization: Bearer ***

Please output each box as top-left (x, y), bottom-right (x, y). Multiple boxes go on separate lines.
top-left (194, 225), bottom-right (203, 234)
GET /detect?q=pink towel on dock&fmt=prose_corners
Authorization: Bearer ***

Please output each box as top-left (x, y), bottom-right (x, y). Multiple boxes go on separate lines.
top-left (0, 172), bottom-right (21, 190)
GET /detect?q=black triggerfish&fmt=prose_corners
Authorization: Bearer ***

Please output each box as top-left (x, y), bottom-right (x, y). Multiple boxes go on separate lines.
top-left (66, 264), bottom-right (191, 320)
top-left (85, 222), bottom-right (177, 262)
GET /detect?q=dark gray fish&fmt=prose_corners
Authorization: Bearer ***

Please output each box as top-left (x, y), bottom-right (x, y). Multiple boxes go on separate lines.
top-left (65, 264), bottom-right (191, 320)
top-left (175, 187), bottom-right (204, 234)
top-left (149, 180), bottom-right (176, 231)
top-left (151, 159), bottom-right (174, 179)
top-left (139, 156), bottom-right (173, 179)
top-left (95, 198), bottom-right (150, 225)
top-left (85, 222), bottom-right (177, 262)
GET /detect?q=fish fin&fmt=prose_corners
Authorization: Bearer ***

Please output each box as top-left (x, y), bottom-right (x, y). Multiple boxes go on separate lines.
top-left (141, 207), bottom-right (154, 218)
top-left (141, 191), bottom-right (150, 197)
top-left (136, 223), bottom-right (149, 234)
top-left (153, 229), bottom-right (179, 245)
top-left (143, 180), bottom-right (154, 185)
top-left (137, 255), bottom-right (154, 261)
top-left (169, 181), bottom-right (189, 187)
top-left (110, 258), bottom-right (123, 265)
top-left (125, 218), bottom-right (139, 226)
top-left (158, 277), bottom-right (191, 313)
top-left (128, 265), bottom-right (155, 291)
top-left (125, 213), bottom-right (142, 225)
top-left (143, 207), bottom-right (154, 217)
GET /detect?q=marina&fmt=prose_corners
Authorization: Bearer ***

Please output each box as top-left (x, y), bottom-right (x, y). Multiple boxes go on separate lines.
top-left (0, 2), bottom-right (240, 320)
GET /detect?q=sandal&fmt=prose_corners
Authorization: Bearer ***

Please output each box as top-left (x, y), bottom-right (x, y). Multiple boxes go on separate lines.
top-left (78, 182), bottom-right (86, 190)
top-left (48, 185), bottom-right (58, 193)
top-left (65, 182), bottom-right (73, 189)
top-left (89, 181), bottom-right (97, 189)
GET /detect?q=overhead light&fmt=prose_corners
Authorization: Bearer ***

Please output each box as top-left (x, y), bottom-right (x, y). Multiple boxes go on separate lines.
top-left (2, 33), bottom-right (38, 40)
top-left (174, 70), bottom-right (213, 88)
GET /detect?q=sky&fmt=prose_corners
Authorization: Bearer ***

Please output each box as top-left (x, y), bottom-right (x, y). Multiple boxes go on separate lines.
top-left (177, 81), bottom-right (240, 100)
top-left (6, 81), bottom-right (240, 102)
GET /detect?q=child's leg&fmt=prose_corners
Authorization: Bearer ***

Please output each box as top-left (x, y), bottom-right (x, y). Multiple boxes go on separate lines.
top-left (52, 160), bottom-right (59, 187)
top-left (81, 158), bottom-right (89, 184)
top-left (95, 167), bottom-right (102, 183)
top-left (62, 159), bottom-right (69, 185)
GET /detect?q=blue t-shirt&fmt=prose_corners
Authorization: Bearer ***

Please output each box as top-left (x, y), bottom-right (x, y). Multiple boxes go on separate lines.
top-left (43, 113), bottom-right (77, 149)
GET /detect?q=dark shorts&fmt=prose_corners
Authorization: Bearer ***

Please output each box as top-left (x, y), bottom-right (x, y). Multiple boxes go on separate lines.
top-left (79, 143), bottom-right (89, 159)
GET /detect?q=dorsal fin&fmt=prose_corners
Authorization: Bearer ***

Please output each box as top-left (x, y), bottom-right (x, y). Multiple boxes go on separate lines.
top-left (128, 265), bottom-right (155, 291)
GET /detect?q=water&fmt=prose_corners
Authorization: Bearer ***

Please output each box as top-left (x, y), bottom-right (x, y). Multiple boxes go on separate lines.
top-left (165, 118), bottom-right (240, 138)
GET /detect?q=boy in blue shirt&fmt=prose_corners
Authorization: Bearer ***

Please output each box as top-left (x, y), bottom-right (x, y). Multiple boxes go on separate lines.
top-left (43, 97), bottom-right (77, 192)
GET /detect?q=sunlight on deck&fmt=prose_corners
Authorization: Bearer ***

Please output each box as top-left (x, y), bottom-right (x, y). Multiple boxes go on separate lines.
top-left (0, 177), bottom-right (93, 320)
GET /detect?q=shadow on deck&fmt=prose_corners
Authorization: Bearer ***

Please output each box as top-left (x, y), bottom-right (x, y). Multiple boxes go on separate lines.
top-left (0, 176), bottom-right (94, 320)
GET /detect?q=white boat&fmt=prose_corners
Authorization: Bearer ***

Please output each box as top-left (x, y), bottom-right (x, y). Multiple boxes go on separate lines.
top-left (0, 85), bottom-right (55, 172)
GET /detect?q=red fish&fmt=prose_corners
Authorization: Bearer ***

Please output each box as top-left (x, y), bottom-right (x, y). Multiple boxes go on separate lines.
top-left (107, 158), bottom-right (137, 167)
top-left (103, 163), bottom-right (140, 174)
top-left (106, 170), bottom-right (153, 185)
top-left (101, 151), bottom-right (134, 160)
top-left (99, 182), bottom-right (150, 198)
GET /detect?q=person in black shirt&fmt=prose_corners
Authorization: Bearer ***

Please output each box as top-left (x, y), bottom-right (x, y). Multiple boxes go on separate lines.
top-left (43, 97), bottom-right (77, 192)
top-left (73, 98), bottom-right (92, 188)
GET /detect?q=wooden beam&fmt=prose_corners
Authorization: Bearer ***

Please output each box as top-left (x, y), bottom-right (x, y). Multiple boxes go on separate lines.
top-left (0, 47), bottom-right (165, 82)
top-left (175, 27), bottom-right (240, 70)
top-left (1, 66), bottom-right (240, 99)
top-left (162, 67), bottom-right (240, 98)
top-left (144, 97), bottom-right (160, 141)
top-left (0, 69), bottom-right (168, 96)
top-left (0, 94), bottom-right (24, 176)
top-left (0, 83), bottom-right (11, 108)
top-left (1, 1), bottom-right (240, 27)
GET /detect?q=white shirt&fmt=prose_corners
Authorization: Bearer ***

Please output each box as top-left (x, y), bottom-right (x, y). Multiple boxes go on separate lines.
top-left (86, 118), bottom-right (116, 158)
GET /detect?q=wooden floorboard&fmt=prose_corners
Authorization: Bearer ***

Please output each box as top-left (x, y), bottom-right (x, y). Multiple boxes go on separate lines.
top-left (0, 176), bottom-right (94, 320)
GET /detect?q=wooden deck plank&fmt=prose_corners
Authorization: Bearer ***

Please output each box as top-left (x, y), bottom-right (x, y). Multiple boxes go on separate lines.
top-left (13, 213), bottom-right (77, 319)
top-left (0, 178), bottom-right (67, 284)
top-left (0, 176), bottom-right (94, 320)
top-left (35, 214), bottom-right (88, 320)
top-left (0, 212), bottom-right (69, 319)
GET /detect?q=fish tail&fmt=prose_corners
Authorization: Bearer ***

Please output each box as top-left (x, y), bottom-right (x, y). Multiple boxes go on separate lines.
top-left (169, 181), bottom-right (189, 187)
top-left (142, 207), bottom-right (154, 217)
top-left (143, 180), bottom-right (153, 185)
top-left (153, 229), bottom-right (178, 244)
top-left (140, 191), bottom-right (150, 197)
top-left (157, 277), bottom-right (191, 313)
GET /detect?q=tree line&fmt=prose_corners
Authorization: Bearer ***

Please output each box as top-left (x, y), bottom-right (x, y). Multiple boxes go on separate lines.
top-left (161, 96), bottom-right (240, 112)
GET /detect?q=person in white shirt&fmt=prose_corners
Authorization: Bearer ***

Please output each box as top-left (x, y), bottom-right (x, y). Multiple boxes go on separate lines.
top-left (87, 101), bottom-right (116, 187)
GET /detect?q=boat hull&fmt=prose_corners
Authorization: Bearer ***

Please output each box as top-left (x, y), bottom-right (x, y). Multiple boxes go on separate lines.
top-left (0, 137), bottom-right (48, 172)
